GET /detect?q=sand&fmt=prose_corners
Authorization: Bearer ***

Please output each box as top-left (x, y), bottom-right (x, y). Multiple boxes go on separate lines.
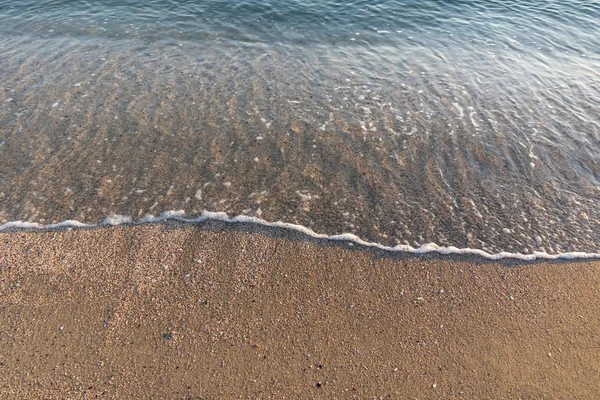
top-left (1, 221), bottom-right (599, 399)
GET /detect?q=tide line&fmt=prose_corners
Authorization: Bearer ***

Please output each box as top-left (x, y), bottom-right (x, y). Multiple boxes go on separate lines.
top-left (1, 210), bottom-right (599, 261)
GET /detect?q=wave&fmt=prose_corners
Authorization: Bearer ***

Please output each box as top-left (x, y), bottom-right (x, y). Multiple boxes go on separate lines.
top-left (1, 211), bottom-right (599, 261)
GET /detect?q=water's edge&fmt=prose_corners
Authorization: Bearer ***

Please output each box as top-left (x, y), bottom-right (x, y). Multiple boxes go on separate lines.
top-left (1, 211), bottom-right (598, 261)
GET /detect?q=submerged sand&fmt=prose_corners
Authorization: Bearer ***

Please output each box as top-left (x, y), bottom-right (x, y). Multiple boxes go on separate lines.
top-left (1, 222), bottom-right (599, 398)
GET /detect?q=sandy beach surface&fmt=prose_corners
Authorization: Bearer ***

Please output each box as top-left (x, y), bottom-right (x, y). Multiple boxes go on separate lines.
top-left (1, 221), bottom-right (599, 399)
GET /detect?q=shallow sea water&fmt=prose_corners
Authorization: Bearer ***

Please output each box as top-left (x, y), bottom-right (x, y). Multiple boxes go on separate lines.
top-left (0, 0), bottom-right (599, 254)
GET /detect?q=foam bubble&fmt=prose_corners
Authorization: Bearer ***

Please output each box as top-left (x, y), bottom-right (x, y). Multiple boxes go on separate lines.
top-left (103, 215), bottom-right (132, 225)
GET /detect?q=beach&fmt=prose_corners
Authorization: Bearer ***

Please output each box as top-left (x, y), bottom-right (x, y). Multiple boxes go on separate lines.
top-left (2, 222), bottom-right (599, 398)
top-left (1, 1), bottom-right (599, 398)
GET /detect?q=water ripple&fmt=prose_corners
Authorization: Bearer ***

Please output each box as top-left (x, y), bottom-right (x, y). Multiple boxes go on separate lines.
top-left (0, 0), bottom-right (599, 254)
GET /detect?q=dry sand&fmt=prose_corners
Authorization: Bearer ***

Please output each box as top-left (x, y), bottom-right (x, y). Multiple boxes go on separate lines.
top-left (1, 221), bottom-right (599, 399)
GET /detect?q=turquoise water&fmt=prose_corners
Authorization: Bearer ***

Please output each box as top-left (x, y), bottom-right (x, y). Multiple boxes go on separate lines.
top-left (0, 1), bottom-right (599, 254)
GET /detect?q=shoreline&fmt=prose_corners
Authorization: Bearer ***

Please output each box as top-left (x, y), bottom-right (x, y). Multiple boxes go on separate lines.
top-left (2, 212), bottom-right (599, 262)
top-left (2, 223), bottom-right (600, 398)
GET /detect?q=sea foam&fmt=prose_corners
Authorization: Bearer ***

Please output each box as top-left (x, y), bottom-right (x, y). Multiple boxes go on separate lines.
top-left (1, 211), bottom-right (599, 261)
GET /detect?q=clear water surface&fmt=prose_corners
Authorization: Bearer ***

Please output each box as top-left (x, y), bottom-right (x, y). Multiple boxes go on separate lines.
top-left (0, 0), bottom-right (599, 254)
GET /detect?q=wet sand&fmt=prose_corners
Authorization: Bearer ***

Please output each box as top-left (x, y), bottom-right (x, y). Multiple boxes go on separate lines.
top-left (1, 222), bottom-right (599, 398)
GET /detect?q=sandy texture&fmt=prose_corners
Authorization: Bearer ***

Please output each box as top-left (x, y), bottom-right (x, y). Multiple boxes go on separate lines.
top-left (1, 222), bottom-right (599, 399)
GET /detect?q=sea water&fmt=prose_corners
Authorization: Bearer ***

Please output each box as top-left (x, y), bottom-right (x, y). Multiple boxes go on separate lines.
top-left (0, 0), bottom-right (599, 256)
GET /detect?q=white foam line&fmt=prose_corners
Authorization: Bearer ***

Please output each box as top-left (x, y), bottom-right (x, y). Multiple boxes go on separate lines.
top-left (1, 211), bottom-right (599, 261)
top-left (0, 220), bottom-right (90, 230)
